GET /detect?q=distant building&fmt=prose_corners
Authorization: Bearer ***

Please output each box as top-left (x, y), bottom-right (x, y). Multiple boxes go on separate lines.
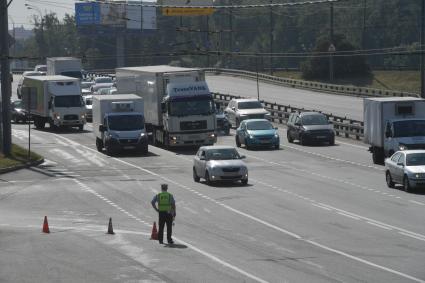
top-left (9, 26), bottom-right (33, 40)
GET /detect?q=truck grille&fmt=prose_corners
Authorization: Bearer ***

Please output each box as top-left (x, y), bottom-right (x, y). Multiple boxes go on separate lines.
top-left (248, 114), bottom-right (264, 119)
top-left (119, 139), bottom-right (138, 145)
top-left (180, 120), bottom-right (207, 131)
top-left (64, 114), bottom-right (78, 120)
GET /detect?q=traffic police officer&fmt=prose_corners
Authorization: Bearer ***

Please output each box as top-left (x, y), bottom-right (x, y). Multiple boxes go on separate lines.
top-left (151, 184), bottom-right (176, 244)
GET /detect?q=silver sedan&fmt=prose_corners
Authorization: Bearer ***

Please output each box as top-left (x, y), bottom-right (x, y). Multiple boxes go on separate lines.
top-left (193, 146), bottom-right (248, 185)
top-left (385, 150), bottom-right (425, 192)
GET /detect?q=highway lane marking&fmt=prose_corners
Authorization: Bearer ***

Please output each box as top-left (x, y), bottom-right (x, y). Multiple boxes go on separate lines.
top-left (337, 212), bottom-right (360, 221)
top-left (72, 179), bottom-right (270, 283)
top-left (251, 178), bottom-right (425, 243)
top-left (409, 200), bottom-right (425, 206)
top-left (47, 132), bottom-right (425, 281)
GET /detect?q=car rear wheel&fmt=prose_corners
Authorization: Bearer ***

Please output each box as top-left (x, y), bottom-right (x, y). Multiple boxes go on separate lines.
top-left (193, 168), bottom-right (200, 183)
top-left (96, 138), bottom-right (103, 152)
top-left (385, 171), bottom-right (394, 188)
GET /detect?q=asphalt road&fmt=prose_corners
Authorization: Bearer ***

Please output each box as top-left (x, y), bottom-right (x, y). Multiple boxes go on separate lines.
top-left (206, 75), bottom-right (364, 121)
top-left (2, 74), bottom-right (424, 282)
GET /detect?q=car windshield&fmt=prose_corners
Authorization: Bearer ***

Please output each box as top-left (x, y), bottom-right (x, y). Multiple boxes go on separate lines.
top-left (393, 120), bottom-right (425, 138)
top-left (238, 101), bottom-right (263, 109)
top-left (96, 78), bottom-right (112, 84)
top-left (406, 153), bottom-right (425, 166)
top-left (61, 71), bottom-right (83, 79)
top-left (108, 115), bottom-right (145, 131)
top-left (85, 98), bottom-right (92, 106)
top-left (301, 114), bottom-right (328, 125)
top-left (206, 148), bottom-right (240, 160)
top-left (54, 95), bottom-right (83, 108)
top-left (169, 97), bottom-right (215, 117)
top-left (36, 66), bottom-right (47, 72)
top-left (247, 121), bottom-right (273, 130)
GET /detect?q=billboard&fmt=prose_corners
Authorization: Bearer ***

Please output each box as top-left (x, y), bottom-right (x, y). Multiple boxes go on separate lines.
top-left (75, 1), bottom-right (157, 30)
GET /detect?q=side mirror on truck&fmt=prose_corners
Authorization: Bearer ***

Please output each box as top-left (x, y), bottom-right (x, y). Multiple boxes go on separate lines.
top-left (385, 130), bottom-right (391, 138)
top-left (99, 125), bottom-right (106, 132)
top-left (161, 102), bottom-right (166, 114)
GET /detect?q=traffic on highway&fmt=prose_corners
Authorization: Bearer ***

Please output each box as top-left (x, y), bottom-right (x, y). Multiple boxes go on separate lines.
top-left (2, 60), bottom-right (425, 283)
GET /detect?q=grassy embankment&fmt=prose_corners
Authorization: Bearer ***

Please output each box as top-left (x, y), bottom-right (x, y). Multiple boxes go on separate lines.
top-left (0, 144), bottom-right (42, 170)
top-left (274, 70), bottom-right (420, 94)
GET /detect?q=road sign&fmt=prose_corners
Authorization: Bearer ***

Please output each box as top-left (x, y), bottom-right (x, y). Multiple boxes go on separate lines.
top-left (162, 7), bottom-right (215, 16)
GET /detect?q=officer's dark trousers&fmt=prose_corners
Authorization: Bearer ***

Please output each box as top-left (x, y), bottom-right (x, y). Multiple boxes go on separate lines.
top-left (158, 211), bottom-right (173, 243)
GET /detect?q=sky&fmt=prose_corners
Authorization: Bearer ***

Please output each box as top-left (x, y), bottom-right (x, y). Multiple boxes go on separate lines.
top-left (8, 0), bottom-right (74, 29)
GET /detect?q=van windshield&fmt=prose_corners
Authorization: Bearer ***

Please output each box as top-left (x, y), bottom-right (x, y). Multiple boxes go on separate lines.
top-left (54, 95), bottom-right (83, 108)
top-left (108, 115), bottom-right (145, 131)
top-left (393, 120), bottom-right (425, 137)
top-left (61, 71), bottom-right (83, 79)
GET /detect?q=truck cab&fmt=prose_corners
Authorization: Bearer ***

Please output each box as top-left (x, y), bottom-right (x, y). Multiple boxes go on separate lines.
top-left (384, 119), bottom-right (425, 155)
top-left (48, 91), bottom-right (86, 130)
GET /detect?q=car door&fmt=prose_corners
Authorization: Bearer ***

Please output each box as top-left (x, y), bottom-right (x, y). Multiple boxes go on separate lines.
top-left (393, 153), bottom-right (406, 183)
top-left (238, 122), bottom-right (247, 144)
top-left (287, 114), bottom-right (295, 138)
top-left (224, 101), bottom-right (235, 126)
top-left (195, 150), bottom-right (207, 177)
top-left (294, 115), bottom-right (302, 139)
top-left (388, 152), bottom-right (401, 183)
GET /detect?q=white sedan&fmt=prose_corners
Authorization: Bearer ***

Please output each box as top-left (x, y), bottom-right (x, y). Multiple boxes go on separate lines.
top-left (385, 150), bottom-right (425, 192)
top-left (193, 146), bottom-right (248, 185)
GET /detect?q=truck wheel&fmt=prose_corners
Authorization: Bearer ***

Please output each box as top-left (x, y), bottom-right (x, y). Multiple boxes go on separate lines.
top-left (105, 144), bottom-right (114, 156)
top-left (224, 127), bottom-right (230, 135)
top-left (372, 148), bottom-right (384, 165)
top-left (236, 118), bottom-right (240, 128)
top-left (287, 131), bottom-right (294, 143)
top-left (96, 138), bottom-right (103, 152)
top-left (34, 118), bottom-right (45, 129)
top-left (241, 178), bottom-right (248, 185)
top-left (78, 125), bottom-right (84, 131)
top-left (141, 146), bottom-right (148, 155)
top-left (299, 135), bottom-right (306, 146)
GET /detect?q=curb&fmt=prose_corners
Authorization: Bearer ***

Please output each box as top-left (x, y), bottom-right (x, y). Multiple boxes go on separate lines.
top-left (0, 158), bottom-right (45, 175)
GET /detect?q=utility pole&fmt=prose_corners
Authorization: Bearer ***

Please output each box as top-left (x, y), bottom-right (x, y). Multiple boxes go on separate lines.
top-left (229, 0), bottom-right (233, 68)
top-left (1, 0), bottom-right (12, 155)
top-left (362, 0), bottom-right (367, 50)
top-left (421, 0), bottom-right (425, 98)
top-left (329, 2), bottom-right (335, 82)
top-left (269, 0), bottom-right (273, 75)
top-left (206, 15), bottom-right (210, 67)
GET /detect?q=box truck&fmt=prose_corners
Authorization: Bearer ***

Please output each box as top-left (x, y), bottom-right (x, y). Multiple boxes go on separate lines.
top-left (47, 57), bottom-right (83, 79)
top-left (115, 65), bottom-right (216, 147)
top-left (21, 75), bottom-right (86, 131)
top-left (92, 94), bottom-right (148, 155)
top-left (363, 97), bottom-right (425, 164)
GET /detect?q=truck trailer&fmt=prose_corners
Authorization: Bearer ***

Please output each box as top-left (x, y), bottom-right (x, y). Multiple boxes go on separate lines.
top-left (363, 97), bottom-right (425, 164)
top-left (92, 94), bottom-right (148, 155)
top-left (115, 65), bottom-right (216, 147)
top-left (47, 57), bottom-right (83, 79)
top-left (21, 75), bottom-right (86, 131)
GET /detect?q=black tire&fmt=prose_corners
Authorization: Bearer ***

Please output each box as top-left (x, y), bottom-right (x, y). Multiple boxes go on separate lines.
top-left (329, 137), bottom-right (335, 146)
top-left (245, 139), bottom-right (250, 150)
top-left (193, 168), bottom-right (200, 182)
top-left (105, 144), bottom-right (114, 156)
top-left (385, 171), bottom-right (394, 188)
top-left (235, 118), bottom-right (240, 128)
top-left (224, 127), bottom-right (230, 135)
top-left (141, 146), bottom-right (149, 155)
top-left (274, 143), bottom-right (280, 150)
top-left (299, 135), bottom-right (306, 146)
top-left (403, 176), bottom-right (412, 193)
top-left (241, 179), bottom-right (248, 185)
top-left (78, 125), bottom-right (84, 131)
top-left (34, 118), bottom-right (45, 129)
top-left (205, 171), bottom-right (211, 185)
top-left (236, 136), bottom-right (241, 147)
top-left (96, 138), bottom-right (103, 152)
top-left (372, 148), bottom-right (384, 165)
top-left (287, 131), bottom-right (294, 143)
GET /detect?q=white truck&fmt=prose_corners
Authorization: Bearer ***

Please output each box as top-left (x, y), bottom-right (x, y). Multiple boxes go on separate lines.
top-left (47, 57), bottom-right (83, 79)
top-left (21, 75), bottom-right (86, 131)
top-left (115, 65), bottom-right (216, 147)
top-left (92, 94), bottom-right (148, 155)
top-left (364, 97), bottom-right (425, 164)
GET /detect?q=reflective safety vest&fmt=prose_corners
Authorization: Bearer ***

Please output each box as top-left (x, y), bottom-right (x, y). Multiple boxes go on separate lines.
top-left (158, 192), bottom-right (172, 212)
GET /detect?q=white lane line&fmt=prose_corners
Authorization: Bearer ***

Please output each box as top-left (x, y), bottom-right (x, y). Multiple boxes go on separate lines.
top-left (367, 222), bottom-right (393, 231)
top-left (409, 200), bottom-right (425, 206)
top-left (337, 212), bottom-right (360, 221)
top-left (54, 133), bottom-right (425, 282)
top-left (72, 179), bottom-right (269, 283)
top-left (335, 140), bottom-right (369, 149)
top-left (311, 203), bottom-right (332, 211)
top-left (399, 232), bottom-right (425, 242)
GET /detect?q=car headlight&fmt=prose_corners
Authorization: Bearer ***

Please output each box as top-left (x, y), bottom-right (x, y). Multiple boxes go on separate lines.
top-left (140, 132), bottom-right (146, 137)
top-left (54, 113), bottom-right (61, 120)
top-left (209, 133), bottom-right (215, 138)
top-left (81, 114), bottom-right (86, 119)
top-left (249, 135), bottom-right (254, 139)
top-left (108, 133), bottom-right (119, 139)
top-left (239, 114), bottom-right (248, 117)
top-left (274, 133), bottom-right (279, 138)
top-left (265, 112), bottom-right (271, 117)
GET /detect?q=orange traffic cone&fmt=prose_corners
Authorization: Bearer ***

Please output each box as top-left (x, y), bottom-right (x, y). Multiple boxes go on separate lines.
top-left (107, 217), bottom-right (114, 235)
top-left (42, 216), bottom-right (50, 234)
top-left (150, 222), bottom-right (158, 240)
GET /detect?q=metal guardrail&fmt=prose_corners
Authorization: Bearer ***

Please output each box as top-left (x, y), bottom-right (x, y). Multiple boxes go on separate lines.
top-left (213, 92), bottom-right (364, 141)
top-left (205, 68), bottom-right (419, 98)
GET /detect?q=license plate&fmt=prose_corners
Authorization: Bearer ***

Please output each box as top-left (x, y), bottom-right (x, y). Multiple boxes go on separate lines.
top-left (189, 135), bottom-right (200, 139)
top-left (260, 140), bottom-right (270, 144)
top-left (316, 136), bottom-right (326, 139)
top-left (123, 146), bottom-right (135, 150)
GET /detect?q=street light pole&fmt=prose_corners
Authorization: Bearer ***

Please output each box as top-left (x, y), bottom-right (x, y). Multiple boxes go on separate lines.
top-left (25, 4), bottom-right (44, 60)
top-left (1, 0), bottom-right (12, 155)
top-left (329, 2), bottom-right (334, 82)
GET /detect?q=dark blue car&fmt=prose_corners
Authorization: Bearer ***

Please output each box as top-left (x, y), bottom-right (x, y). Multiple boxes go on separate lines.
top-left (235, 119), bottom-right (280, 150)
